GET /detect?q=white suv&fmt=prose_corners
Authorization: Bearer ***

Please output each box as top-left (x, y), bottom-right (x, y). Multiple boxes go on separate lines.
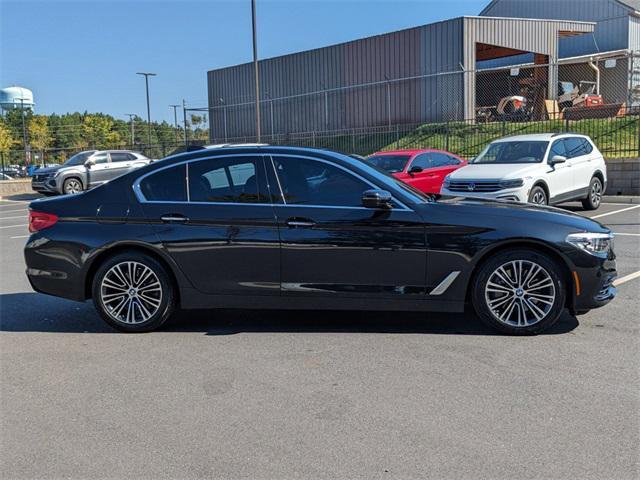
top-left (441, 133), bottom-right (607, 210)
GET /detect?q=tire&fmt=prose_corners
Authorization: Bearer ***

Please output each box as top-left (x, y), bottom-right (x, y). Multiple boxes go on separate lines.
top-left (528, 185), bottom-right (548, 205)
top-left (581, 176), bottom-right (603, 211)
top-left (91, 251), bottom-right (176, 333)
top-left (63, 177), bottom-right (83, 195)
top-left (472, 249), bottom-right (566, 335)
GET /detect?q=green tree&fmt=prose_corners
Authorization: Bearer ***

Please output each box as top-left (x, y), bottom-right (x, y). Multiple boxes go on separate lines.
top-left (82, 114), bottom-right (122, 149)
top-left (28, 115), bottom-right (52, 151)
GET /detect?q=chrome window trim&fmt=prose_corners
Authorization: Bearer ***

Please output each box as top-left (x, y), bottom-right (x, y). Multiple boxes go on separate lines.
top-left (132, 152), bottom-right (412, 211)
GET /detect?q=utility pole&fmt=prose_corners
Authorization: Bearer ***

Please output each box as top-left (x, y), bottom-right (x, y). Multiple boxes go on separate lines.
top-left (125, 114), bottom-right (136, 146)
top-left (182, 99), bottom-right (189, 147)
top-left (136, 72), bottom-right (156, 146)
top-left (19, 97), bottom-right (28, 165)
top-left (251, 0), bottom-right (261, 142)
top-left (169, 104), bottom-right (180, 144)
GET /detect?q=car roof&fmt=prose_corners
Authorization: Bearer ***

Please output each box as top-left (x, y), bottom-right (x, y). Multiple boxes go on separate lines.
top-left (370, 149), bottom-right (454, 156)
top-left (493, 133), bottom-right (591, 143)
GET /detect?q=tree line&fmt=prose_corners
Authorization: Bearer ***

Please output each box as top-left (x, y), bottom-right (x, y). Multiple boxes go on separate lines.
top-left (0, 109), bottom-right (209, 164)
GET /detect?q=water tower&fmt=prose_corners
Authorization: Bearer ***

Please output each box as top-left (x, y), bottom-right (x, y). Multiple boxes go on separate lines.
top-left (0, 86), bottom-right (35, 114)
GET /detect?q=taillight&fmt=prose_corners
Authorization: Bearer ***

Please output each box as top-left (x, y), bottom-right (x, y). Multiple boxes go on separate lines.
top-left (28, 210), bottom-right (58, 233)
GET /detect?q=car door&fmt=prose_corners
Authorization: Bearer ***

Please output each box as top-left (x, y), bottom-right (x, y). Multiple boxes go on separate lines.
top-left (86, 152), bottom-right (112, 187)
top-left (566, 137), bottom-right (596, 192)
top-left (424, 153), bottom-right (464, 193)
top-left (546, 139), bottom-right (574, 199)
top-left (135, 155), bottom-right (280, 296)
top-left (268, 154), bottom-right (427, 301)
top-left (402, 153), bottom-right (434, 193)
top-left (108, 152), bottom-right (136, 181)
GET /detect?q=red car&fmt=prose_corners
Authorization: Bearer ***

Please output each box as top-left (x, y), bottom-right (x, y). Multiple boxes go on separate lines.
top-left (366, 149), bottom-right (467, 194)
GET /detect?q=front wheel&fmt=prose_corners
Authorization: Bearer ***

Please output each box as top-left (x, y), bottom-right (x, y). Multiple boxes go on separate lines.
top-left (92, 252), bottom-right (176, 332)
top-left (581, 177), bottom-right (603, 210)
top-left (528, 185), bottom-right (548, 205)
top-left (63, 177), bottom-right (83, 195)
top-left (472, 249), bottom-right (566, 335)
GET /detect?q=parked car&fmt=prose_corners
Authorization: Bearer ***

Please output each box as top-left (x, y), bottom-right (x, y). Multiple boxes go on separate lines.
top-left (25, 146), bottom-right (616, 335)
top-left (365, 149), bottom-right (466, 195)
top-left (31, 150), bottom-right (152, 195)
top-left (0, 172), bottom-right (15, 181)
top-left (441, 134), bottom-right (606, 210)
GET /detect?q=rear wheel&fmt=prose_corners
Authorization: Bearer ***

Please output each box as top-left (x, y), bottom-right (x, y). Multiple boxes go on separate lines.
top-left (472, 249), bottom-right (566, 335)
top-left (581, 176), bottom-right (602, 210)
top-left (63, 177), bottom-right (83, 195)
top-left (92, 252), bottom-right (176, 332)
top-left (528, 185), bottom-right (548, 205)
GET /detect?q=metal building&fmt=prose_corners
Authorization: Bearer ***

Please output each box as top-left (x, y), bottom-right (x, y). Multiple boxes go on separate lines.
top-left (207, 16), bottom-right (594, 141)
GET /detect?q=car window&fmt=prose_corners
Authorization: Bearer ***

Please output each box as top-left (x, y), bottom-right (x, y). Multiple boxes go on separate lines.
top-left (447, 155), bottom-right (462, 165)
top-left (411, 154), bottom-right (432, 170)
top-left (139, 164), bottom-right (187, 201)
top-left (564, 137), bottom-right (587, 158)
top-left (365, 154), bottom-right (410, 173)
top-left (430, 153), bottom-right (456, 167)
top-left (110, 153), bottom-right (129, 163)
top-left (549, 139), bottom-right (566, 159)
top-left (127, 153), bottom-right (138, 161)
top-left (188, 156), bottom-right (269, 203)
top-left (92, 153), bottom-right (109, 164)
top-left (272, 156), bottom-right (369, 207)
top-left (581, 139), bottom-right (593, 154)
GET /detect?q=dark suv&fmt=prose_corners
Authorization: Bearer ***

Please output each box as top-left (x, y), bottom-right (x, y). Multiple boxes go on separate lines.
top-left (32, 150), bottom-right (152, 195)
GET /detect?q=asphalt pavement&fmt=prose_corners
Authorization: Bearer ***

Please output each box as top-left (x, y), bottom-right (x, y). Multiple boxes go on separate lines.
top-left (1, 198), bottom-right (638, 479)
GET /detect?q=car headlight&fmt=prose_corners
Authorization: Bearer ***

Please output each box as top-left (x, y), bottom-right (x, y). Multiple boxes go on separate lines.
top-left (566, 232), bottom-right (614, 257)
top-left (499, 178), bottom-right (524, 189)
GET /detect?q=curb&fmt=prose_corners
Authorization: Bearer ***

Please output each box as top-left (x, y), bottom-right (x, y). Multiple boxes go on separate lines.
top-left (603, 196), bottom-right (640, 204)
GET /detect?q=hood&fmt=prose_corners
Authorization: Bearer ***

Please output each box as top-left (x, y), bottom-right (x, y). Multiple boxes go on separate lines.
top-left (33, 165), bottom-right (63, 175)
top-left (449, 163), bottom-right (541, 180)
top-left (416, 196), bottom-right (609, 233)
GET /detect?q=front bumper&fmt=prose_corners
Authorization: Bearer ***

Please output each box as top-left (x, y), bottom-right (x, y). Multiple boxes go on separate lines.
top-left (31, 177), bottom-right (60, 194)
top-left (441, 186), bottom-right (528, 203)
top-left (571, 257), bottom-right (617, 312)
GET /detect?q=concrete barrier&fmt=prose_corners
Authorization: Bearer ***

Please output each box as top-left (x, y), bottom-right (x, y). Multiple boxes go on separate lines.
top-left (0, 179), bottom-right (33, 199)
top-left (605, 158), bottom-right (640, 196)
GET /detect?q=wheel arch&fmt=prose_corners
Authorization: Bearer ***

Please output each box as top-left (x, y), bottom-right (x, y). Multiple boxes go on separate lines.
top-left (530, 180), bottom-right (550, 201)
top-left (83, 243), bottom-right (182, 306)
top-left (464, 239), bottom-right (575, 311)
top-left (62, 175), bottom-right (85, 190)
top-left (592, 169), bottom-right (605, 186)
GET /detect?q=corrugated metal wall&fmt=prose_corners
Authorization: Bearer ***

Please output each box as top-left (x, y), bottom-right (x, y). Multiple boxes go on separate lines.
top-left (481, 0), bottom-right (631, 57)
top-left (207, 19), bottom-right (465, 140)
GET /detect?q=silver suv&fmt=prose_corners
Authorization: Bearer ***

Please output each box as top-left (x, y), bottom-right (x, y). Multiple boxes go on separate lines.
top-left (32, 150), bottom-right (152, 195)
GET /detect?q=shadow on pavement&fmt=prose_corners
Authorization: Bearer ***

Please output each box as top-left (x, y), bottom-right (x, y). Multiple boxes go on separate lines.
top-left (0, 193), bottom-right (42, 202)
top-left (0, 292), bottom-right (580, 336)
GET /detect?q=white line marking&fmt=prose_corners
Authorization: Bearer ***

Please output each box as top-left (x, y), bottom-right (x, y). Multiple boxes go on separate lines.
top-left (0, 224), bottom-right (27, 229)
top-left (0, 200), bottom-right (30, 205)
top-left (0, 209), bottom-right (28, 214)
top-left (614, 270), bottom-right (640, 287)
top-left (0, 215), bottom-right (27, 220)
top-left (9, 235), bottom-right (29, 239)
top-left (591, 205), bottom-right (640, 220)
top-left (614, 232), bottom-right (640, 237)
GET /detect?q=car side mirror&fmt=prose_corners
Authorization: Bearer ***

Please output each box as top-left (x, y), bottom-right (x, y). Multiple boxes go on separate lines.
top-left (84, 159), bottom-right (95, 168)
top-left (550, 155), bottom-right (566, 165)
top-left (408, 165), bottom-right (423, 176)
top-left (362, 189), bottom-right (393, 209)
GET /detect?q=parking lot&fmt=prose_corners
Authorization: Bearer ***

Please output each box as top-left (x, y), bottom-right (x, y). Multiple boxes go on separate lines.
top-left (1, 197), bottom-right (638, 479)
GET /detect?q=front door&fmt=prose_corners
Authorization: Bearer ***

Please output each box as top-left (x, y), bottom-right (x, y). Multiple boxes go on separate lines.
top-left (136, 155), bottom-right (280, 296)
top-left (546, 139), bottom-right (574, 199)
top-left (268, 154), bottom-right (426, 300)
top-left (86, 152), bottom-right (112, 187)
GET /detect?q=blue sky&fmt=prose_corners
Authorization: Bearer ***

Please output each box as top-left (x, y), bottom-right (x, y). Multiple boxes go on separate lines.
top-left (1, 0), bottom-right (486, 123)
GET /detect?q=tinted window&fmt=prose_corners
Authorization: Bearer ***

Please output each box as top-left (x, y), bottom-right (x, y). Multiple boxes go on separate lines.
top-left (92, 153), bottom-right (109, 164)
top-left (188, 156), bottom-right (268, 203)
top-left (472, 141), bottom-right (548, 164)
top-left (110, 153), bottom-right (129, 163)
top-left (64, 151), bottom-right (95, 166)
top-left (549, 139), bottom-right (566, 159)
top-left (140, 164), bottom-right (187, 201)
top-left (430, 153), bottom-right (456, 167)
top-left (564, 137), bottom-right (588, 158)
top-left (127, 153), bottom-right (138, 161)
top-left (272, 156), bottom-right (369, 207)
top-left (365, 154), bottom-right (410, 173)
top-left (582, 139), bottom-right (593, 154)
top-left (411, 154), bottom-right (432, 170)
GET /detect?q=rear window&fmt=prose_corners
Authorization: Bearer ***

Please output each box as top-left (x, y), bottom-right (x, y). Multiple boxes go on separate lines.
top-left (139, 164), bottom-right (187, 201)
top-left (365, 155), bottom-right (410, 173)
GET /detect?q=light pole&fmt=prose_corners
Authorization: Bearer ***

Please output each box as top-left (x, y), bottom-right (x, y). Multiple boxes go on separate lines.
top-left (125, 114), bottom-right (136, 146)
top-left (18, 97), bottom-right (28, 164)
top-left (182, 99), bottom-right (188, 147)
top-left (136, 72), bottom-right (156, 146)
top-left (251, 0), bottom-right (261, 142)
top-left (169, 104), bottom-right (180, 144)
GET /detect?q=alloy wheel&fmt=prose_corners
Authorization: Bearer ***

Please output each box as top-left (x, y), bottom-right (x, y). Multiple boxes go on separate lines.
top-left (64, 179), bottom-right (82, 194)
top-left (591, 181), bottom-right (602, 207)
top-left (531, 190), bottom-right (546, 205)
top-left (99, 261), bottom-right (163, 325)
top-left (484, 260), bottom-right (556, 327)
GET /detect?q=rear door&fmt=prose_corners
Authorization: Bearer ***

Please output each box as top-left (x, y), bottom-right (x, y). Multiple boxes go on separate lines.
top-left (135, 155), bottom-right (280, 296)
top-left (565, 137), bottom-right (596, 191)
top-left (108, 152), bottom-right (135, 181)
top-left (424, 153), bottom-right (464, 193)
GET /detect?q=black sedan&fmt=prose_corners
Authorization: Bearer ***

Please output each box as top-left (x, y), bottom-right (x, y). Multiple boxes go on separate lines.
top-left (24, 146), bottom-right (617, 334)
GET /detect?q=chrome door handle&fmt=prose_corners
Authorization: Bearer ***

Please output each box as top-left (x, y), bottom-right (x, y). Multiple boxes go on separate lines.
top-left (161, 215), bottom-right (189, 223)
top-left (286, 218), bottom-right (315, 228)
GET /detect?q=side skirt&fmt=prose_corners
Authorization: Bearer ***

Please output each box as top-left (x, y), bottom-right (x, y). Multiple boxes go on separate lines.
top-left (550, 186), bottom-right (589, 205)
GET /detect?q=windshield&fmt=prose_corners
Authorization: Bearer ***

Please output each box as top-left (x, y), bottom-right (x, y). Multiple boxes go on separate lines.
top-left (472, 141), bottom-right (548, 164)
top-left (64, 151), bottom-right (95, 166)
top-left (365, 154), bottom-right (411, 173)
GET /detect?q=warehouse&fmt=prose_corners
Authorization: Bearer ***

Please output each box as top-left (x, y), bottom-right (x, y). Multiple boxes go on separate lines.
top-left (206, 15), bottom-right (596, 141)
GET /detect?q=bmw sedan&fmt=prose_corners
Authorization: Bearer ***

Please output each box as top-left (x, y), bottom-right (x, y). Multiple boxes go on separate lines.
top-left (24, 146), bottom-right (617, 334)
